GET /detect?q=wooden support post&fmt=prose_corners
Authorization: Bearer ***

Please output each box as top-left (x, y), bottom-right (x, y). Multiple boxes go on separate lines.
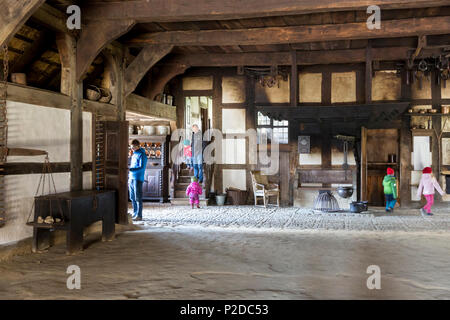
top-left (399, 69), bottom-right (413, 207)
top-left (365, 41), bottom-right (372, 104)
top-left (213, 73), bottom-right (223, 194)
top-left (245, 75), bottom-right (256, 203)
top-left (399, 117), bottom-right (412, 207)
top-left (102, 45), bottom-right (127, 121)
top-left (361, 126), bottom-right (368, 201)
top-left (320, 124), bottom-right (332, 192)
top-left (56, 33), bottom-right (83, 191)
top-left (290, 51), bottom-right (298, 107)
top-left (431, 69), bottom-right (442, 203)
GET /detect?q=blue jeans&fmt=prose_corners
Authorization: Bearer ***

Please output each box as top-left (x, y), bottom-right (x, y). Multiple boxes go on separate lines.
top-left (385, 193), bottom-right (396, 210)
top-left (193, 164), bottom-right (203, 183)
top-left (129, 179), bottom-right (143, 218)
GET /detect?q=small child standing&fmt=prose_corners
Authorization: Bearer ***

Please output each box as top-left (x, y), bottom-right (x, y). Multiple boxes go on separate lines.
top-left (382, 167), bottom-right (398, 212)
top-left (417, 167), bottom-right (444, 216)
top-left (183, 139), bottom-right (193, 170)
top-left (186, 176), bottom-right (202, 209)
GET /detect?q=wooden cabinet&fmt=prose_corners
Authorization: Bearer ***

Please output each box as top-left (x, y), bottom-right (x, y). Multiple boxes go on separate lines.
top-left (129, 135), bottom-right (170, 202)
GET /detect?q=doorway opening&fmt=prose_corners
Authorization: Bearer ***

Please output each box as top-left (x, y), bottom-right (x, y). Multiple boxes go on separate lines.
top-left (184, 96), bottom-right (213, 137)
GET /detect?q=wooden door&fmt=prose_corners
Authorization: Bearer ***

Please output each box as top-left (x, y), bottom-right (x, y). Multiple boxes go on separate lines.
top-left (143, 169), bottom-right (160, 198)
top-left (367, 174), bottom-right (384, 206)
top-left (93, 120), bottom-right (129, 224)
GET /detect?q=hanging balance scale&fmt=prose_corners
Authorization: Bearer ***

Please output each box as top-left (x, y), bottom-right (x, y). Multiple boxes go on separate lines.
top-left (26, 154), bottom-right (65, 229)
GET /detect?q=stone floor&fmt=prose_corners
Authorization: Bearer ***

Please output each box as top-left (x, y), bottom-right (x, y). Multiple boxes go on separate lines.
top-left (0, 204), bottom-right (449, 300)
top-left (136, 204), bottom-right (450, 233)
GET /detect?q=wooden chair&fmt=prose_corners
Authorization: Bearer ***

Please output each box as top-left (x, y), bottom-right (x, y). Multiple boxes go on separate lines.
top-left (250, 170), bottom-right (280, 207)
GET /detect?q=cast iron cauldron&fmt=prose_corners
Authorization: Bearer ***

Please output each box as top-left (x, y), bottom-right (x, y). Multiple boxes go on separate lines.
top-left (350, 201), bottom-right (368, 213)
top-left (336, 186), bottom-right (354, 199)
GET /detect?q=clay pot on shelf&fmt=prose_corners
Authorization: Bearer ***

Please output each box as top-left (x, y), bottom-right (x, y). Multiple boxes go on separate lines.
top-left (144, 125), bottom-right (156, 135)
top-left (157, 125), bottom-right (169, 135)
top-left (11, 73), bottom-right (27, 85)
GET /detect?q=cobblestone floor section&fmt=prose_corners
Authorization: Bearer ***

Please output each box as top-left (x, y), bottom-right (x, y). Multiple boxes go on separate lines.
top-left (139, 205), bottom-right (450, 232)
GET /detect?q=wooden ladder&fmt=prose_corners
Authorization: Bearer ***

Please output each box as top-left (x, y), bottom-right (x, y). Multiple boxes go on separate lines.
top-left (94, 118), bottom-right (106, 190)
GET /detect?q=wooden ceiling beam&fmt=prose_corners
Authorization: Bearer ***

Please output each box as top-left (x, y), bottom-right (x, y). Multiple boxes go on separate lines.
top-left (0, 0), bottom-right (45, 47)
top-left (168, 46), bottom-right (443, 66)
top-left (82, 0), bottom-right (450, 22)
top-left (30, 3), bottom-right (67, 33)
top-left (128, 16), bottom-right (450, 47)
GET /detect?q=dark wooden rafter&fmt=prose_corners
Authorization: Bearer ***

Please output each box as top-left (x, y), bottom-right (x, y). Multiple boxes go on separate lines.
top-left (76, 19), bottom-right (135, 81)
top-left (128, 16), bottom-right (450, 47)
top-left (0, 0), bottom-right (45, 48)
top-left (123, 44), bottom-right (173, 97)
top-left (82, 0), bottom-right (450, 22)
top-left (10, 30), bottom-right (49, 73)
top-left (30, 3), bottom-right (67, 33)
top-left (141, 61), bottom-right (189, 100)
top-left (167, 46), bottom-right (444, 67)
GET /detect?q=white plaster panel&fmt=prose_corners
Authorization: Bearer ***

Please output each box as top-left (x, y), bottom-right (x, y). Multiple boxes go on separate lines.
top-left (372, 70), bottom-right (401, 101)
top-left (331, 147), bottom-right (356, 166)
top-left (443, 83), bottom-right (450, 99)
top-left (222, 76), bottom-right (246, 103)
top-left (255, 76), bottom-right (290, 103)
top-left (331, 72), bottom-right (356, 103)
top-left (299, 73), bottom-right (322, 103)
top-left (222, 139), bottom-right (246, 164)
top-left (222, 109), bottom-right (246, 134)
top-left (182, 76), bottom-right (213, 91)
top-left (411, 76), bottom-right (432, 99)
top-left (1, 173), bottom-right (70, 245)
top-left (222, 169), bottom-right (247, 191)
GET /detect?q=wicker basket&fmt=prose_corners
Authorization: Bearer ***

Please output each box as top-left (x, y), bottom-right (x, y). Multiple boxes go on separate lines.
top-left (86, 85), bottom-right (101, 101)
top-left (98, 87), bottom-right (112, 103)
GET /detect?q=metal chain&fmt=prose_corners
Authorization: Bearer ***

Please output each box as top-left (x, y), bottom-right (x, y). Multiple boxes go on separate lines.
top-left (0, 44), bottom-right (8, 226)
top-left (0, 44), bottom-right (8, 159)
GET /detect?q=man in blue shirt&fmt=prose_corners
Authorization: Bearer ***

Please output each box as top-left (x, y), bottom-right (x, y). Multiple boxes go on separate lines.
top-left (129, 139), bottom-right (147, 221)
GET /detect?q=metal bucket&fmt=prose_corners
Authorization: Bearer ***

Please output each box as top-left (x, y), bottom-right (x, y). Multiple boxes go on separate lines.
top-left (215, 194), bottom-right (226, 206)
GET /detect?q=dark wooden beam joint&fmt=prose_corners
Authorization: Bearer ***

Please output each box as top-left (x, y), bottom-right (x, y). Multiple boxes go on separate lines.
top-left (124, 44), bottom-right (173, 97)
top-left (407, 35), bottom-right (427, 69)
top-left (76, 19), bottom-right (135, 81)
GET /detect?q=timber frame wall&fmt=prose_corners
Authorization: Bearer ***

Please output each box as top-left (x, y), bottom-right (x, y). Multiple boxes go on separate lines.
top-left (172, 64), bottom-right (450, 208)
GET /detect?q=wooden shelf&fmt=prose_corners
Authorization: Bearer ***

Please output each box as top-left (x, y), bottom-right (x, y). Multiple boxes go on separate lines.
top-left (405, 113), bottom-right (450, 117)
top-left (368, 162), bottom-right (398, 166)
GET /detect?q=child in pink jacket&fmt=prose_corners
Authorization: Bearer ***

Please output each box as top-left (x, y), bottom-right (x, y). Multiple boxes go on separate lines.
top-left (417, 167), bottom-right (444, 216)
top-left (186, 176), bottom-right (202, 209)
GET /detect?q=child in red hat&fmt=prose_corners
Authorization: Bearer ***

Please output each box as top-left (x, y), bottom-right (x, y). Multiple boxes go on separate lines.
top-left (417, 167), bottom-right (444, 216)
top-left (382, 167), bottom-right (398, 212)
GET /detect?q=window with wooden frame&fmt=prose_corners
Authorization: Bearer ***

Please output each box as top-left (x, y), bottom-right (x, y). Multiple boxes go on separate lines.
top-left (256, 111), bottom-right (289, 144)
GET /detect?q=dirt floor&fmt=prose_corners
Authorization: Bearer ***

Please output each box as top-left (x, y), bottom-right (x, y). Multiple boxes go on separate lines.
top-left (1, 204), bottom-right (450, 300)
